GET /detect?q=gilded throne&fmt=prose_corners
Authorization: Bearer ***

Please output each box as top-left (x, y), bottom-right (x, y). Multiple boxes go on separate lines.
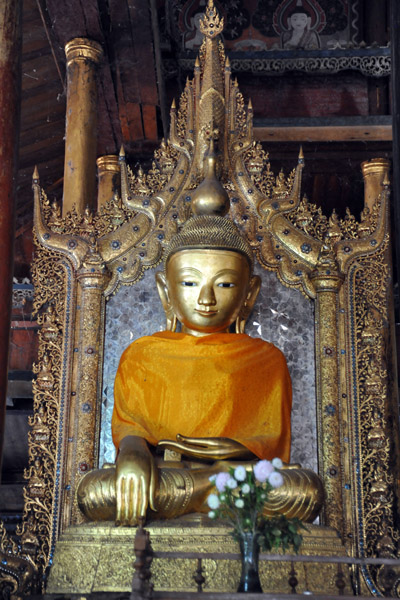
top-left (1, 1), bottom-right (399, 596)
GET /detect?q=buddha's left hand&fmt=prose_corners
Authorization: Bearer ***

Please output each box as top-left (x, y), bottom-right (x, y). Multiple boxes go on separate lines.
top-left (157, 434), bottom-right (254, 460)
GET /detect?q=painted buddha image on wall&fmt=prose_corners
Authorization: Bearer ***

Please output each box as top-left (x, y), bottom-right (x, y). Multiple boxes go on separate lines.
top-left (77, 145), bottom-right (324, 527)
top-left (280, 0), bottom-right (321, 49)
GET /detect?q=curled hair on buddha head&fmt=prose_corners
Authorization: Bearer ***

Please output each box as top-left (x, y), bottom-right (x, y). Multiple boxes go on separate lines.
top-left (163, 140), bottom-right (254, 271)
top-left (164, 215), bottom-right (254, 271)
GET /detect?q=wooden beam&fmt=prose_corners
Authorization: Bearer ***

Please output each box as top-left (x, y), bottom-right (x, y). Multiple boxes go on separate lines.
top-left (254, 116), bottom-right (392, 143)
top-left (255, 125), bottom-right (392, 143)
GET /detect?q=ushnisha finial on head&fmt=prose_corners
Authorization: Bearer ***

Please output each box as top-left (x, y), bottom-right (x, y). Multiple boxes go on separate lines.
top-left (163, 140), bottom-right (254, 272)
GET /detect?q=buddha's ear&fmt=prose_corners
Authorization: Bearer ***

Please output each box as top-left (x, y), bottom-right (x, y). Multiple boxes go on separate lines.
top-left (156, 271), bottom-right (177, 332)
top-left (235, 275), bottom-right (261, 334)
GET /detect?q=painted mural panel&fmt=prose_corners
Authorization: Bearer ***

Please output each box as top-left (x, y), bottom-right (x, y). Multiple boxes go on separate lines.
top-left (161, 0), bottom-right (360, 51)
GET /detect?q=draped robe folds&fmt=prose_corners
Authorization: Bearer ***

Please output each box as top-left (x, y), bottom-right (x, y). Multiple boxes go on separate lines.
top-left (112, 332), bottom-right (292, 462)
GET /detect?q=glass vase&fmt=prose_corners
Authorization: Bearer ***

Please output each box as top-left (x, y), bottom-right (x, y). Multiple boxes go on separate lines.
top-left (237, 531), bottom-right (263, 593)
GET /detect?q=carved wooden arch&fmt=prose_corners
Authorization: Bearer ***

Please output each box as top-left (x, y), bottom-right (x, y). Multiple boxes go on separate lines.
top-left (0, 1), bottom-right (399, 596)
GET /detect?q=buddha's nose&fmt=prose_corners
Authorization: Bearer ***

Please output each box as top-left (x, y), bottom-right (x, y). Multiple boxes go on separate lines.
top-left (198, 283), bottom-right (216, 306)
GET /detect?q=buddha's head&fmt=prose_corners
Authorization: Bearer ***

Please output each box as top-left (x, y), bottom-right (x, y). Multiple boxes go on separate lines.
top-left (156, 144), bottom-right (260, 337)
top-left (286, 1), bottom-right (311, 32)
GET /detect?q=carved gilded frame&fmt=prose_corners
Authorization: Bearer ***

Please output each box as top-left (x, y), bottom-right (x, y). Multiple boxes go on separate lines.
top-left (1, 4), bottom-right (399, 596)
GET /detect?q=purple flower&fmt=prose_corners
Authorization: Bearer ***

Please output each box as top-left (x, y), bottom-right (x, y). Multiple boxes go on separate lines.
top-left (253, 460), bottom-right (274, 483)
top-left (268, 471), bottom-right (284, 488)
top-left (215, 472), bottom-right (230, 492)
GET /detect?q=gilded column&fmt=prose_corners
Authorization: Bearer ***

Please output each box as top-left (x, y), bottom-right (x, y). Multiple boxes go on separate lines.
top-left (61, 246), bottom-right (110, 528)
top-left (63, 38), bottom-right (103, 216)
top-left (96, 155), bottom-right (120, 210)
top-left (0, 0), bottom-right (22, 475)
top-left (310, 251), bottom-right (344, 533)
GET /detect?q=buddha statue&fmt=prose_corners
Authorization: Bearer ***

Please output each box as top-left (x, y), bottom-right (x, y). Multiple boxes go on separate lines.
top-left (77, 148), bottom-right (324, 527)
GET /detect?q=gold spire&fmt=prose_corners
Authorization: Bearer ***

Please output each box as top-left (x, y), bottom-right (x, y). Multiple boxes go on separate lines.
top-left (33, 165), bottom-right (39, 181)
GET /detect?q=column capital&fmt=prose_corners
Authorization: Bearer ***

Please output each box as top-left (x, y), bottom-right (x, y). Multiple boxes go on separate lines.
top-left (96, 155), bottom-right (120, 176)
top-left (361, 158), bottom-right (390, 212)
top-left (310, 247), bottom-right (344, 293)
top-left (65, 38), bottom-right (103, 68)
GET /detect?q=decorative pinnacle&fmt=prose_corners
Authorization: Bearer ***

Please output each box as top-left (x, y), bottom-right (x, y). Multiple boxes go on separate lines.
top-left (383, 171), bottom-right (390, 187)
top-left (298, 145), bottom-right (304, 162)
top-left (119, 145), bottom-right (125, 158)
top-left (171, 98), bottom-right (176, 110)
top-left (225, 56), bottom-right (231, 69)
top-left (248, 98), bottom-right (253, 111)
top-left (199, 0), bottom-right (224, 39)
top-left (195, 56), bottom-right (200, 68)
top-left (33, 165), bottom-right (39, 181)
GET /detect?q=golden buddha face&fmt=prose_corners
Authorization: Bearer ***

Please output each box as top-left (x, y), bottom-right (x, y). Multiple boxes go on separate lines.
top-left (156, 249), bottom-right (260, 337)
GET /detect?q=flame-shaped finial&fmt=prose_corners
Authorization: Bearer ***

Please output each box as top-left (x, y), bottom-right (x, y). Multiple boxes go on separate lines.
top-left (298, 145), bottom-right (304, 163)
top-left (33, 165), bottom-right (39, 182)
top-left (199, 0), bottom-right (224, 39)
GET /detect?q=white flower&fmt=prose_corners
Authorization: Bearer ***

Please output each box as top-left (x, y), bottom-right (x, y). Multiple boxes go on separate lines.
top-left (272, 457), bottom-right (283, 469)
top-left (242, 483), bottom-right (251, 494)
top-left (226, 477), bottom-right (237, 489)
top-left (209, 474), bottom-right (217, 483)
top-left (220, 493), bottom-right (227, 502)
top-left (208, 510), bottom-right (216, 519)
top-left (268, 471), bottom-right (284, 488)
top-left (207, 494), bottom-right (220, 509)
top-left (235, 498), bottom-right (245, 508)
top-left (234, 465), bottom-right (247, 481)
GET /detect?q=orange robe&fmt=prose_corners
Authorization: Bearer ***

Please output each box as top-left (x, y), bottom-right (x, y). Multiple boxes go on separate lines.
top-left (112, 332), bottom-right (292, 462)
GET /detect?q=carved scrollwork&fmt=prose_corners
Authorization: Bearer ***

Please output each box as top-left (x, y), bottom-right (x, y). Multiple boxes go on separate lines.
top-left (175, 49), bottom-right (391, 79)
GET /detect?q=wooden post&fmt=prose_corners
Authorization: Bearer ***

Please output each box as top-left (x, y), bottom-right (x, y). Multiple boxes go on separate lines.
top-left (0, 0), bottom-right (22, 478)
top-left (63, 38), bottom-right (103, 216)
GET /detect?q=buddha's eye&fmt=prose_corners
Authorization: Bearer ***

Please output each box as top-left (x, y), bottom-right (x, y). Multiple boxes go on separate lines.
top-left (217, 282), bottom-right (235, 288)
top-left (181, 281), bottom-right (197, 287)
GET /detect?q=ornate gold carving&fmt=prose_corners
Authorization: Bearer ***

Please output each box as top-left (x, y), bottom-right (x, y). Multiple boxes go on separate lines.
top-left (46, 522), bottom-right (349, 594)
top-left (346, 235), bottom-right (400, 590)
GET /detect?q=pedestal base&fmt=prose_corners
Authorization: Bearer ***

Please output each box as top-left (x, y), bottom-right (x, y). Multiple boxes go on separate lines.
top-left (46, 518), bottom-right (350, 594)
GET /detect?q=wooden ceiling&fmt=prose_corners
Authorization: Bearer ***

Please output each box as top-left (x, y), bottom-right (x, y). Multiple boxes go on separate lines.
top-left (15, 0), bottom-right (392, 278)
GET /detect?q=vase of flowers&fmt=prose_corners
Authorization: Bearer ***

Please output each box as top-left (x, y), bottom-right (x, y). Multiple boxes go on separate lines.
top-left (207, 458), bottom-right (305, 593)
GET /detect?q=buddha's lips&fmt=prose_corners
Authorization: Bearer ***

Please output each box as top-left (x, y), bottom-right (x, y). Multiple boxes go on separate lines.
top-left (195, 308), bottom-right (218, 316)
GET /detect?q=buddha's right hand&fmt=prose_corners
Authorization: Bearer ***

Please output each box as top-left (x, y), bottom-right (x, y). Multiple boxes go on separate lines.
top-left (115, 436), bottom-right (158, 526)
